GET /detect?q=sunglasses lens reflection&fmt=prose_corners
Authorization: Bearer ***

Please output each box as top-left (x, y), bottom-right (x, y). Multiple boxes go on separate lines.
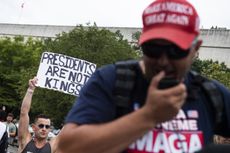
top-left (38, 124), bottom-right (50, 129)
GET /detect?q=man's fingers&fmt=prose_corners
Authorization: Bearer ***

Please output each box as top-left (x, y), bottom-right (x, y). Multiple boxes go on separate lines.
top-left (149, 71), bottom-right (165, 90)
top-left (170, 91), bottom-right (187, 104)
top-left (163, 83), bottom-right (187, 96)
top-left (29, 77), bottom-right (38, 88)
top-left (33, 77), bottom-right (38, 85)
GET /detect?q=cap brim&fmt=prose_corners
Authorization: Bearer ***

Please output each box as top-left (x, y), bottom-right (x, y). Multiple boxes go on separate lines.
top-left (139, 27), bottom-right (197, 50)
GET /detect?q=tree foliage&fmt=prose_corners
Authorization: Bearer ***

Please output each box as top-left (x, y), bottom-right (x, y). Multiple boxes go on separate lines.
top-left (44, 24), bottom-right (139, 67)
top-left (0, 36), bottom-right (43, 115)
top-left (192, 58), bottom-right (230, 88)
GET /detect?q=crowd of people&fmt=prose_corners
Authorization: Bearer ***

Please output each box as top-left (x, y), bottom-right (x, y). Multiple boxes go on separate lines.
top-left (1, 0), bottom-right (230, 153)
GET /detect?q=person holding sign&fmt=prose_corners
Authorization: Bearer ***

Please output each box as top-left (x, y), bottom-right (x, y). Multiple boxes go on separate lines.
top-left (18, 77), bottom-right (59, 153)
top-left (58, 0), bottom-right (230, 153)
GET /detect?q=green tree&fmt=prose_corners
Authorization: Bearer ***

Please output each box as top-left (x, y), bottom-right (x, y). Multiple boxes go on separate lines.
top-left (0, 36), bottom-right (43, 115)
top-left (131, 31), bottom-right (142, 56)
top-left (192, 58), bottom-right (230, 88)
top-left (44, 24), bottom-right (139, 67)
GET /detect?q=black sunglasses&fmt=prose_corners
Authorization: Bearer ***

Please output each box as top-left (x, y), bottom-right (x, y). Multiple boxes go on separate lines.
top-left (141, 42), bottom-right (190, 59)
top-left (37, 124), bottom-right (50, 129)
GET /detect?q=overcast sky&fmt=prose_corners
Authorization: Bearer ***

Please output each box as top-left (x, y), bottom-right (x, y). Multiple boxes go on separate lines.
top-left (0, 0), bottom-right (229, 29)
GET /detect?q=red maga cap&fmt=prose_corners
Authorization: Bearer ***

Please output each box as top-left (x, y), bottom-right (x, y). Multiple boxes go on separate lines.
top-left (139, 0), bottom-right (200, 50)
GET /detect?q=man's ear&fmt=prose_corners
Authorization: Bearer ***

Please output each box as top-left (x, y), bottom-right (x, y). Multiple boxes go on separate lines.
top-left (191, 40), bottom-right (202, 60)
top-left (195, 40), bottom-right (202, 51)
top-left (31, 124), bottom-right (36, 131)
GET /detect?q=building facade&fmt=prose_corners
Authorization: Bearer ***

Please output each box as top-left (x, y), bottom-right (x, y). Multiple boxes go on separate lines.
top-left (0, 23), bottom-right (230, 67)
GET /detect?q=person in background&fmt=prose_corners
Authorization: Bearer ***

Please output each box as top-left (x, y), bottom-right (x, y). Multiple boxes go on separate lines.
top-left (5, 113), bottom-right (16, 146)
top-left (18, 77), bottom-right (60, 153)
top-left (12, 118), bottom-right (18, 146)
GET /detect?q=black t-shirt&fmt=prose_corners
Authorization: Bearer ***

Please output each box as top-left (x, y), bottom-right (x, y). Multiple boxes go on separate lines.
top-left (21, 139), bottom-right (51, 153)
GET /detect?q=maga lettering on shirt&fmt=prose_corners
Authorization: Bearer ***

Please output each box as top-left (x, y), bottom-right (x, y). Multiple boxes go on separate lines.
top-left (127, 110), bottom-right (204, 153)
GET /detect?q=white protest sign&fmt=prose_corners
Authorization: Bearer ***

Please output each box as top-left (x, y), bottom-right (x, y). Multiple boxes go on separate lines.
top-left (36, 52), bottom-right (97, 96)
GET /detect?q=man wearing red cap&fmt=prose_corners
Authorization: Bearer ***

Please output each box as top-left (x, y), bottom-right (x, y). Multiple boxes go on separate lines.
top-left (58, 0), bottom-right (230, 153)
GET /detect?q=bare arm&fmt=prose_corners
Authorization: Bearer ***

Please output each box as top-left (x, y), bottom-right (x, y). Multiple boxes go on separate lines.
top-left (58, 72), bottom-right (187, 153)
top-left (50, 132), bottom-right (64, 153)
top-left (18, 77), bottom-right (37, 152)
top-left (49, 137), bottom-right (58, 153)
top-left (59, 107), bottom-right (155, 153)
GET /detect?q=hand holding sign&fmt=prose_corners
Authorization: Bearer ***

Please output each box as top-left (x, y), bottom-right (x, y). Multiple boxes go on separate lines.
top-left (36, 52), bottom-right (96, 96)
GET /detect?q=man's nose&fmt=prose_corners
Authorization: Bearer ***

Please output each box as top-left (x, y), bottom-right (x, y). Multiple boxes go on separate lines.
top-left (157, 53), bottom-right (170, 66)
